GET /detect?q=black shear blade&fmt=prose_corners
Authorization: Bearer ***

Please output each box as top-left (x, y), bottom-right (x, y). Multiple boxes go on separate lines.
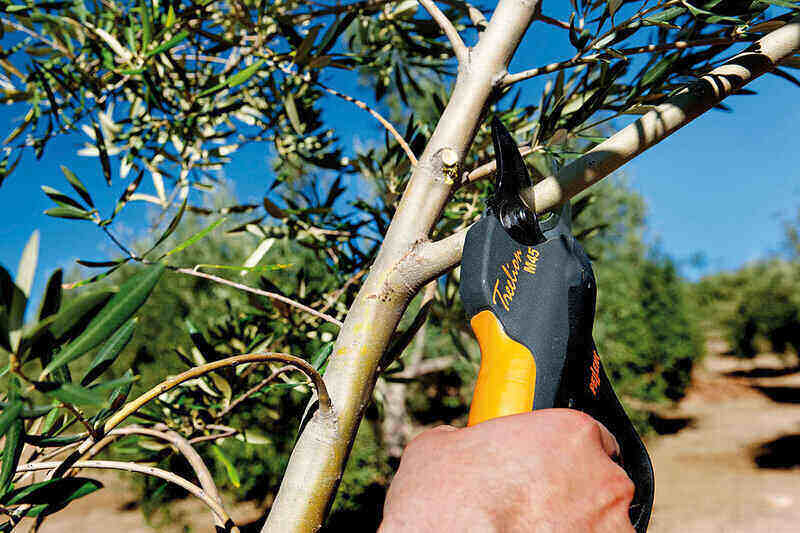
top-left (488, 118), bottom-right (546, 245)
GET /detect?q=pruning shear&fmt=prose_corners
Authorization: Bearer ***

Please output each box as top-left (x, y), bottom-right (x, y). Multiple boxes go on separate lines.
top-left (459, 118), bottom-right (654, 532)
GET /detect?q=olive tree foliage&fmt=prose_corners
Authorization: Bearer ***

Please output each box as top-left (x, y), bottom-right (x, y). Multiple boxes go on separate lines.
top-left (1, 0), bottom-right (800, 531)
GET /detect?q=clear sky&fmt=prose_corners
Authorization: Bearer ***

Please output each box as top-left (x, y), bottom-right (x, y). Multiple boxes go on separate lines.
top-left (2, 6), bottom-right (799, 304)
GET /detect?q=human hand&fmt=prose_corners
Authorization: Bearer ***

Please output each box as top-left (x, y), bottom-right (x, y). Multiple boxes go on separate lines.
top-left (379, 409), bottom-right (635, 533)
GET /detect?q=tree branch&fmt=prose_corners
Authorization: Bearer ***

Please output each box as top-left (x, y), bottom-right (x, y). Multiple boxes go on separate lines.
top-left (502, 36), bottom-right (749, 87)
top-left (386, 227), bottom-right (471, 293)
top-left (419, 0), bottom-right (470, 64)
top-left (174, 268), bottom-right (343, 327)
top-left (519, 15), bottom-right (800, 213)
top-left (536, 12), bottom-right (570, 30)
top-left (15, 461), bottom-right (235, 530)
top-left (74, 425), bottom-right (225, 528)
top-left (99, 353), bottom-right (332, 436)
top-left (216, 366), bottom-right (295, 419)
top-left (461, 143), bottom-right (540, 184)
top-left (315, 83), bottom-right (418, 166)
top-left (189, 425), bottom-right (239, 445)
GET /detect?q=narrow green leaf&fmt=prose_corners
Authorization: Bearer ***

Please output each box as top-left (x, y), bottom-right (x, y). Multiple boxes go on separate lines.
top-left (76, 259), bottom-right (125, 268)
top-left (112, 168), bottom-right (145, 219)
top-left (0, 402), bottom-right (53, 419)
top-left (9, 231), bottom-right (38, 350)
top-left (608, 0), bottom-right (623, 17)
top-left (16, 230), bottom-right (38, 298)
top-left (227, 59), bottom-right (265, 88)
top-left (41, 185), bottom-right (85, 210)
top-left (39, 406), bottom-right (60, 432)
top-left (643, 6), bottom-right (685, 24)
top-left (311, 342), bottom-right (334, 370)
top-left (641, 53), bottom-right (677, 86)
top-left (41, 263), bottom-right (166, 378)
top-left (60, 166), bottom-right (93, 208)
top-left (191, 263), bottom-right (291, 273)
top-left (0, 477), bottom-right (102, 506)
top-left (211, 445), bottom-right (240, 488)
top-left (23, 433), bottom-right (85, 447)
top-left (44, 206), bottom-right (93, 220)
top-left (49, 288), bottom-right (115, 339)
top-left (145, 30), bottom-right (189, 57)
top-left (92, 122), bottom-right (112, 186)
top-left (37, 269), bottom-right (62, 321)
top-left (138, 0), bottom-right (152, 47)
top-left (36, 382), bottom-right (107, 406)
top-left (89, 373), bottom-right (137, 393)
top-left (62, 266), bottom-right (122, 290)
top-left (162, 217), bottom-right (226, 258)
top-left (165, 5), bottom-right (175, 28)
top-left (0, 418), bottom-right (24, 494)
top-left (80, 318), bottom-right (136, 386)
top-left (0, 403), bottom-right (21, 440)
top-left (144, 196), bottom-right (188, 256)
top-left (284, 94), bottom-right (303, 134)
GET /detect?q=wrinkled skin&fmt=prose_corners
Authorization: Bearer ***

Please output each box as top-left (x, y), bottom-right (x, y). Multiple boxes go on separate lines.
top-left (379, 409), bottom-right (635, 533)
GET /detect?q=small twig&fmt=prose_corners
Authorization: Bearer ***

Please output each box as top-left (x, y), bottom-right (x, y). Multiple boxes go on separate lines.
top-left (189, 428), bottom-right (238, 445)
top-left (536, 12), bottom-right (571, 30)
top-left (174, 268), bottom-right (343, 327)
top-left (315, 83), bottom-right (418, 166)
top-left (99, 353), bottom-right (332, 437)
top-left (101, 226), bottom-right (139, 260)
top-left (419, 0), bottom-right (470, 64)
top-left (501, 36), bottom-right (744, 86)
top-left (58, 403), bottom-right (99, 440)
top-left (317, 269), bottom-right (366, 314)
top-left (381, 282), bottom-right (438, 369)
top-left (15, 461), bottom-right (235, 530)
top-left (461, 143), bottom-right (540, 184)
top-left (217, 366), bottom-right (294, 419)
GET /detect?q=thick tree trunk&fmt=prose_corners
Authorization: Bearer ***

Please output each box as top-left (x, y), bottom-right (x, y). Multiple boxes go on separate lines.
top-left (261, 1), bottom-right (542, 531)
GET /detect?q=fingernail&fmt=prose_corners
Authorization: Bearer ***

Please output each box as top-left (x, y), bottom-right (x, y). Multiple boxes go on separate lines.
top-left (597, 421), bottom-right (621, 458)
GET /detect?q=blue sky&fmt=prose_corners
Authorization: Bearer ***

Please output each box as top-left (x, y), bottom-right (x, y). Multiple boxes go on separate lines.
top-left (2, 6), bottom-right (799, 304)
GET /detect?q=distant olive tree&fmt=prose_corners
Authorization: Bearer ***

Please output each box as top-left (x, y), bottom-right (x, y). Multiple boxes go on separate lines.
top-left (2, 1), bottom-right (800, 532)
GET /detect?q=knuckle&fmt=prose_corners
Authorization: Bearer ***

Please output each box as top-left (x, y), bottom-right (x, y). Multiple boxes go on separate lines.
top-left (607, 466), bottom-right (636, 503)
top-left (405, 426), bottom-right (449, 454)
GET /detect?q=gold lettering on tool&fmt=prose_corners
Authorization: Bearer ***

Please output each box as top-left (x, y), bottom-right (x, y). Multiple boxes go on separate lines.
top-left (589, 350), bottom-right (601, 396)
top-left (491, 249), bottom-right (523, 312)
top-left (523, 248), bottom-right (539, 274)
top-left (491, 247), bottom-right (542, 312)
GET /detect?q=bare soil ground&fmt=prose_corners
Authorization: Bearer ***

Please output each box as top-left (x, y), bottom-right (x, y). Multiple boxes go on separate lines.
top-left (37, 339), bottom-right (800, 532)
top-left (647, 339), bottom-right (800, 533)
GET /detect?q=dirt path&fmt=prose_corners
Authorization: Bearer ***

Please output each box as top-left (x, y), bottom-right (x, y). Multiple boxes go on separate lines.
top-left (647, 341), bottom-right (800, 532)
top-left (35, 341), bottom-right (800, 532)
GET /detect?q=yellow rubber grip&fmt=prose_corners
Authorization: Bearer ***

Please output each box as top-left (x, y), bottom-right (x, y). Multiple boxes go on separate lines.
top-left (467, 310), bottom-right (537, 426)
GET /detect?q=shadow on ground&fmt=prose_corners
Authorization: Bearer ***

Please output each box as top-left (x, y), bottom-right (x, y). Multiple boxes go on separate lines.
top-left (752, 434), bottom-right (800, 469)
top-left (753, 386), bottom-right (800, 404)
top-left (725, 365), bottom-right (800, 379)
top-left (648, 413), bottom-right (695, 435)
